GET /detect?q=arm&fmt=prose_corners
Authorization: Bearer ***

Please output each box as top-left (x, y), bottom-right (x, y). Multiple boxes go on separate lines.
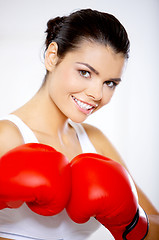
top-left (0, 237), bottom-right (12, 240)
top-left (0, 238), bottom-right (12, 240)
top-left (137, 187), bottom-right (159, 239)
top-left (83, 123), bottom-right (159, 239)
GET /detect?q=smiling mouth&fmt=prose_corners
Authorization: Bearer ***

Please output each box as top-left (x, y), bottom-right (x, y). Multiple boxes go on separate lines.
top-left (72, 96), bottom-right (97, 115)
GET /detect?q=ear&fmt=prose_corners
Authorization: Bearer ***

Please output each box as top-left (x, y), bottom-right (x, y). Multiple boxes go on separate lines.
top-left (45, 42), bottom-right (59, 72)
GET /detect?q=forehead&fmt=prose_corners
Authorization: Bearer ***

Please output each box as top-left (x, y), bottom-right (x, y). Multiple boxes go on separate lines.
top-left (64, 40), bottom-right (124, 62)
top-left (63, 41), bottom-right (125, 77)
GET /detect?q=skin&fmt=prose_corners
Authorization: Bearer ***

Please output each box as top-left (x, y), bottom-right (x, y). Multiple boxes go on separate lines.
top-left (0, 41), bottom-right (158, 239)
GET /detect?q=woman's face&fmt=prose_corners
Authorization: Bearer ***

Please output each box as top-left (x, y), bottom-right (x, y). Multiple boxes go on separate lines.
top-left (46, 41), bottom-right (125, 123)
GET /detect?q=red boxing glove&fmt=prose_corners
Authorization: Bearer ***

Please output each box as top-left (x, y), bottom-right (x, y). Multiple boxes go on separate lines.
top-left (66, 153), bottom-right (149, 240)
top-left (0, 143), bottom-right (71, 216)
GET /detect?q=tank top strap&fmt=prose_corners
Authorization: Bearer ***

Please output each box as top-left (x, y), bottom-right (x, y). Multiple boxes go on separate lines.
top-left (0, 114), bottom-right (39, 144)
top-left (69, 120), bottom-right (97, 153)
top-left (0, 115), bottom-right (96, 153)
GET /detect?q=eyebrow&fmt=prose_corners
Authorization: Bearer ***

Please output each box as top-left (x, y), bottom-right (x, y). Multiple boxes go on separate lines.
top-left (109, 78), bottom-right (121, 83)
top-left (76, 62), bottom-right (121, 82)
top-left (76, 62), bottom-right (99, 75)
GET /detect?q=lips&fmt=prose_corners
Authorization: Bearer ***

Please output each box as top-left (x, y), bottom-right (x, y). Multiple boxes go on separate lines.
top-left (72, 96), bottom-right (98, 115)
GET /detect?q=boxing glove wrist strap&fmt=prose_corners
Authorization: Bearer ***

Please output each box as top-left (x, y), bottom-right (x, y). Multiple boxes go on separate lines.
top-left (122, 207), bottom-right (149, 240)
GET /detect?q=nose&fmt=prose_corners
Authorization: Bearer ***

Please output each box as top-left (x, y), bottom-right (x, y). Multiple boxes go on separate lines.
top-left (85, 80), bottom-right (103, 101)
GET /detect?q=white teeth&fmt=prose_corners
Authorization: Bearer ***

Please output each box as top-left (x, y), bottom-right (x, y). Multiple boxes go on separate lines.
top-left (72, 96), bottom-right (93, 110)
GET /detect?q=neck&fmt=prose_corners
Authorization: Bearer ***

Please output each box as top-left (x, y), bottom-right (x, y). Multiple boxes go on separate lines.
top-left (13, 85), bottom-right (69, 136)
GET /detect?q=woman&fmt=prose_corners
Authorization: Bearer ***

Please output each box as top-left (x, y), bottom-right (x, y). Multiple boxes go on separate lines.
top-left (0, 8), bottom-right (158, 240)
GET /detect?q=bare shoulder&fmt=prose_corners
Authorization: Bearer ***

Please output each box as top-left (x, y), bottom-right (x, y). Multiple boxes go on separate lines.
top-left (0, 120), bottom-right (24, 157)
top-left (82, 123), bottom-right (127, 168)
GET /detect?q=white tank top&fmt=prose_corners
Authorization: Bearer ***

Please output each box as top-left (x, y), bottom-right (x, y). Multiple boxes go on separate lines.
top-left (0, 114), bottom-right (114, 240)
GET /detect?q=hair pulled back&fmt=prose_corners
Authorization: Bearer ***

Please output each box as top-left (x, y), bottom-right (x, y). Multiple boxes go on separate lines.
top-left (45, 8), bottom-right (130, 59)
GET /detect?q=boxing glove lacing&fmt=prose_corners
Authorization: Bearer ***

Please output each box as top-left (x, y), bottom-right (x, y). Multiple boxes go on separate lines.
top-left (122, 208), bottom-right (149, 240)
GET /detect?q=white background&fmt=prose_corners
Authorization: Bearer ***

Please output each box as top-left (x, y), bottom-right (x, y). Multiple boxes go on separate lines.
top-left (0, 0), bottom-right (158, 216)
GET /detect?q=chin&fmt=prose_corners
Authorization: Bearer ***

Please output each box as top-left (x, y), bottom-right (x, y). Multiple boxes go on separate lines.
top-left (69, 115), bottom-right (88, 123)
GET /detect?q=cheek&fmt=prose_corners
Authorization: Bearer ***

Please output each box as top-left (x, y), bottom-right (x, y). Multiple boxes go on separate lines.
top-left (101, 90), bottom-right (114, 106)
top-left (63, 72), bottom-right (85, 94)
top-left (56, 68), bottom-right (79, 92)
top-left (50, 70), bottom-right (70, 95)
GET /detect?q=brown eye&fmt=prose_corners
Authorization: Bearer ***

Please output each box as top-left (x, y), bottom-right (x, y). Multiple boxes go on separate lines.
top-left (105, 81), bottom-right (117, 89)
top-left (79, 70), bottom-right (91, 78)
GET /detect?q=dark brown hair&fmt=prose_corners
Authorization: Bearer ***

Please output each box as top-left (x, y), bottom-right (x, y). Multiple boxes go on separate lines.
top-left (45, 8), bottom-right (130, 59)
